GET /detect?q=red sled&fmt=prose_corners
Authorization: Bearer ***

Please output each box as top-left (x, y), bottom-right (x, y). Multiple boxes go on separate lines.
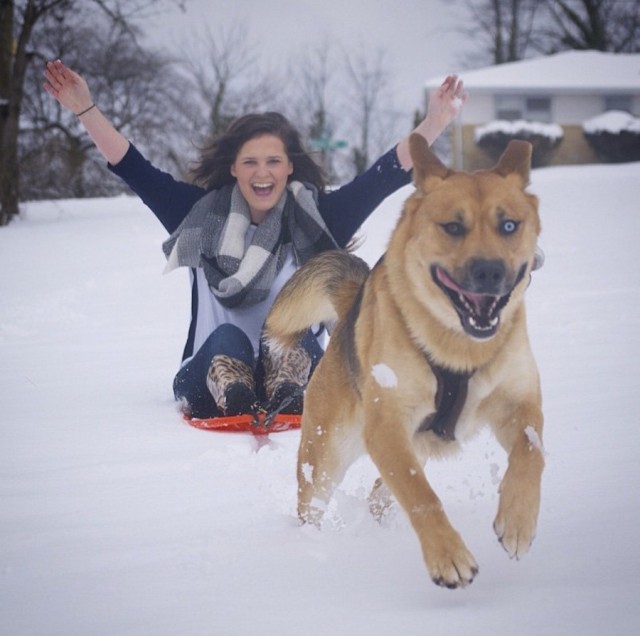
top-left (184, 412), bottom-right (301, 435)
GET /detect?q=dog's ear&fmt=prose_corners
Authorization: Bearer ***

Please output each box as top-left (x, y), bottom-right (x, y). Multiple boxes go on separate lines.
top-left (410, 133), bottom-right (452, 189)
top-left (493, 140), bottom-right (532, 186)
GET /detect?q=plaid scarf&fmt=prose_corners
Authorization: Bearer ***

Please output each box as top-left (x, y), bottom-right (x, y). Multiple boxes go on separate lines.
top-left (162, 181), bottom-right (338, 308)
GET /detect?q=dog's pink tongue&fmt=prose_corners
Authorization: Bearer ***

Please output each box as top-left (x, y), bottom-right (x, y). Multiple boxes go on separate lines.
top-left (436, 266), bottom-right (461, 292)
top-left (464, 290), bottom-right (488, 315)
top-left (436, 267), bottom-right (490, 315)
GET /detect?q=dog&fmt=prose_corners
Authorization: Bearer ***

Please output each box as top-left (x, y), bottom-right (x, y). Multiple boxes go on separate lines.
top-left (264, 133), bottom-right (544, 589)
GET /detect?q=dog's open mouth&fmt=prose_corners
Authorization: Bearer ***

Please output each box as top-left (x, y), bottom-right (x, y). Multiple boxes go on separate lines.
top-left (431, 264), bottom-right (525, 339)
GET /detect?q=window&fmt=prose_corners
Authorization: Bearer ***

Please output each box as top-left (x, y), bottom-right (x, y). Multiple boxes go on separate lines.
top-left (495, 95), bottom-right (552, 122)
top-left (526, 97), bottom-right (552, 122)
top-left (604, 95), bottom-right (632, 113)
top-left (495, 95), bottom-right (522, 121)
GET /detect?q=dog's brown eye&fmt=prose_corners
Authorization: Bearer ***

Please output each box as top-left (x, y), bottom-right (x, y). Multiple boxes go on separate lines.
top-left (442, 222), bottom-right (466, 237)
top-left (499, 219), bottom-right (520, 235)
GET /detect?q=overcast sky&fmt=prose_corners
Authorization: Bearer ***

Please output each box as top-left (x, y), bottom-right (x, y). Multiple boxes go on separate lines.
top-left (145, 0), bottom-right (467, 120)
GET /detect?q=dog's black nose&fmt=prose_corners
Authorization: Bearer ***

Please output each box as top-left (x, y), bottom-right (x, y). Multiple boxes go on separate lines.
top-left (468, 259), bottom-right (506, 294)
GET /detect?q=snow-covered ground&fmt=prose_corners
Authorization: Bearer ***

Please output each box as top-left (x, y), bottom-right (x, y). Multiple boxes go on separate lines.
top-left (1, 161), bottom-right (639, 635)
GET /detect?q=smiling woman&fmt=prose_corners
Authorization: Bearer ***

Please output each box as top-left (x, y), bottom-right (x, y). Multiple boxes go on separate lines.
top-left (230, 135), bottom-right (294, 223)
top-left (42, 58), bottom-right (467, 423)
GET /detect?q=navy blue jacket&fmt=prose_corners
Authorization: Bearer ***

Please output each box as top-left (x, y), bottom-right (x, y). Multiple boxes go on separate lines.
top-left (109, 144), bottom-right (412, 247)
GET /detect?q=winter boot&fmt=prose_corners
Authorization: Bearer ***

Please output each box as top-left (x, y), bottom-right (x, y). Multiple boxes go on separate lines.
top-left (263, 344), bottom-right (311, 415)
top-left (207, 354), bottom-right (258, 416)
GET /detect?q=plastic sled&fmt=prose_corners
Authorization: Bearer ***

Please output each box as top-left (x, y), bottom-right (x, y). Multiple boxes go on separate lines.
top-left (184, 412), bottom-right (301, 435)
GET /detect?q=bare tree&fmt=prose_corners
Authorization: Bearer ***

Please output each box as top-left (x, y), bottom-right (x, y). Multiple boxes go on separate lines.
top-left (286, 38), bottom-right (344, 182)
top-left (21, 10), bottom-right (194, 200)
top-left (179, 22), bottom-right (281, 145)
top-left (0, 0), bottom-right (185, 225)
top-left (455, 0), bottom-right (639, 69)
top-left (456, 0), bottom-right (541, 67)
top-left (342, 45), bottom-right (399, 176)
top-left (540, 0), bottom-right (640, 53)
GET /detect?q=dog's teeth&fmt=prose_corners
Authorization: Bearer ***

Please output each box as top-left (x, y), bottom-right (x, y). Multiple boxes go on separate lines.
top-left (460, 294), bottom-right (475, 316)
top-left (468, 315), bottom-right (499, 332)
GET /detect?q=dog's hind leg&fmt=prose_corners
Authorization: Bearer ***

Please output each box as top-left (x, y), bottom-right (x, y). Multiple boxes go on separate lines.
top-left (368, 478), bottom-right (394, 521)
top-left (296, 411), bottom-right (362, 526)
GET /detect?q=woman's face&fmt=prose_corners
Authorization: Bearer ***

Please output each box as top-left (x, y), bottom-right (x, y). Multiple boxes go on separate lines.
top-left (231, 134), bottom-right (293, 223)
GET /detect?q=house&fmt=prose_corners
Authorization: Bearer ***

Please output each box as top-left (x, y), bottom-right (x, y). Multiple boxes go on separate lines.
top-left (426, 51), bottom-right (640, 170)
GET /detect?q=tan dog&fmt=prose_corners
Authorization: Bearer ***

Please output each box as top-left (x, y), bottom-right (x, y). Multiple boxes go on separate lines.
top-left (265, 134), bottom-right (544, 589)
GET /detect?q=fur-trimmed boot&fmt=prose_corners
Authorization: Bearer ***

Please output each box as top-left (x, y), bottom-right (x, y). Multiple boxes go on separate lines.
top-left (207, 354), bottom-right (258, 416)
top-left (263, 344), bottom-right (311, 415)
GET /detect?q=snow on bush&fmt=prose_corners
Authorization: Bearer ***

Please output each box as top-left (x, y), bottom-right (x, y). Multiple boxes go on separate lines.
top-left (474, 120), bottom-right (564, 167)
top-left (583, 110), bottom-right (640, 135)
top-left (582, 110), bottom-right (640, 163)
top-left (475, 120), bottom-right (564, 143)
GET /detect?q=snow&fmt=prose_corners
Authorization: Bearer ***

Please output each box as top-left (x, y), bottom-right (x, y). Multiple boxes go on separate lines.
top-left (426, 50), bottom-right (640, 91)
top-left (524, 426), bottom-right (546, 457)
top-left (583, 110), bottom-right (640, 134)
top-left (2, 160), bottom-right (640, 635)
top-left (301, 463), bottom-right (313, 484)
top-left (371, 363), bottom-right (398, 389)
top-left (475, 120), bottom-right (564, 142)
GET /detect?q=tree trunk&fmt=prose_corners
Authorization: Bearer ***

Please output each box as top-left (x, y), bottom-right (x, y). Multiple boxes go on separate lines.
top-left (0, 0), bottom-right (57, 225)
top-left (0, 0), bottom-right (17, 225)
top-left (492, 0), bottom-right (505, 63)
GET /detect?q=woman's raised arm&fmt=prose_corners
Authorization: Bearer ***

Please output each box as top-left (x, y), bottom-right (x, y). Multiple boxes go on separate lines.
top-left (395, 74), bottom-right (467, 170)
top-left (43, 59), bottom-right (130, 166)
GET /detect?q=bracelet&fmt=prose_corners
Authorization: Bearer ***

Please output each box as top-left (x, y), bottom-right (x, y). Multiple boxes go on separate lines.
top-left (76, 103), bottom-right (96, 117)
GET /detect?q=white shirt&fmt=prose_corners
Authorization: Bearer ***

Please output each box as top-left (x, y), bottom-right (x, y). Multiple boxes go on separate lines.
top-left (181, 225), bottom-right (305, 366)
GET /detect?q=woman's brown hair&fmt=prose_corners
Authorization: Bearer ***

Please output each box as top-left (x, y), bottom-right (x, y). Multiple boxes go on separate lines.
top-left (190, 112), bottom-right (326, 192)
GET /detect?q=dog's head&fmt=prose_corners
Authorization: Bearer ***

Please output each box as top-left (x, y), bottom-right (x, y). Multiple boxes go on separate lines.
top-left (401, 134), bottom-right (540, 341)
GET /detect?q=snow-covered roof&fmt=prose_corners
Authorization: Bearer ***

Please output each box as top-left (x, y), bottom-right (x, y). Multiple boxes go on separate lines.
top-left (427, 51), bottom-right (640, 93)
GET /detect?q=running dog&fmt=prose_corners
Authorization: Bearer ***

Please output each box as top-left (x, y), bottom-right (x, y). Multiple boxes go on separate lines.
top-left (264, 134), bottom-right (544, 589)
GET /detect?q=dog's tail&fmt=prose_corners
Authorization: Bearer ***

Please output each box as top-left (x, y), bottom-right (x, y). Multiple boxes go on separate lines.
top-left (264, 250), bottom-right (370, 350)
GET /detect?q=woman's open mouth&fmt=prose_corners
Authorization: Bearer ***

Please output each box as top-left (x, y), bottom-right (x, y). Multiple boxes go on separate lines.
top-left (252, 182), bottom-right (275, 197)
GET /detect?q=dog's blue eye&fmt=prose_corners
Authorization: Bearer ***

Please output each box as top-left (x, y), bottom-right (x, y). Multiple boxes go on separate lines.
top-left (500, 220), bottom-right (519, 235)
top-left (442, 222), bottom-right (466, 237)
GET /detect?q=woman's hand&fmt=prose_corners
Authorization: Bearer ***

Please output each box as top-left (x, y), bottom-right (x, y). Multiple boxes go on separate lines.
top-left (426, 75), bottom-right (467, 136)
top-left (43, 59), bottom-right (94, 115)
top-left (42, 59), bottom-right (130, 165)
top-left (396, 74), bottom-right (467, 170)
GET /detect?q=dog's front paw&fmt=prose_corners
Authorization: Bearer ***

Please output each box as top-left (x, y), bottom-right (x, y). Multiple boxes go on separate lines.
top-left (493, 476), bottom-right (540, 559)
top-left (424, 535), bottom-right (479, 589)
top-left (494, 512), bottom-right (536, 559)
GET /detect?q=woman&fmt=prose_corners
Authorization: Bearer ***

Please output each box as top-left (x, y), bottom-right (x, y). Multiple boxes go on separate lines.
top-left (43, 59), bottom-right (466, 419)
